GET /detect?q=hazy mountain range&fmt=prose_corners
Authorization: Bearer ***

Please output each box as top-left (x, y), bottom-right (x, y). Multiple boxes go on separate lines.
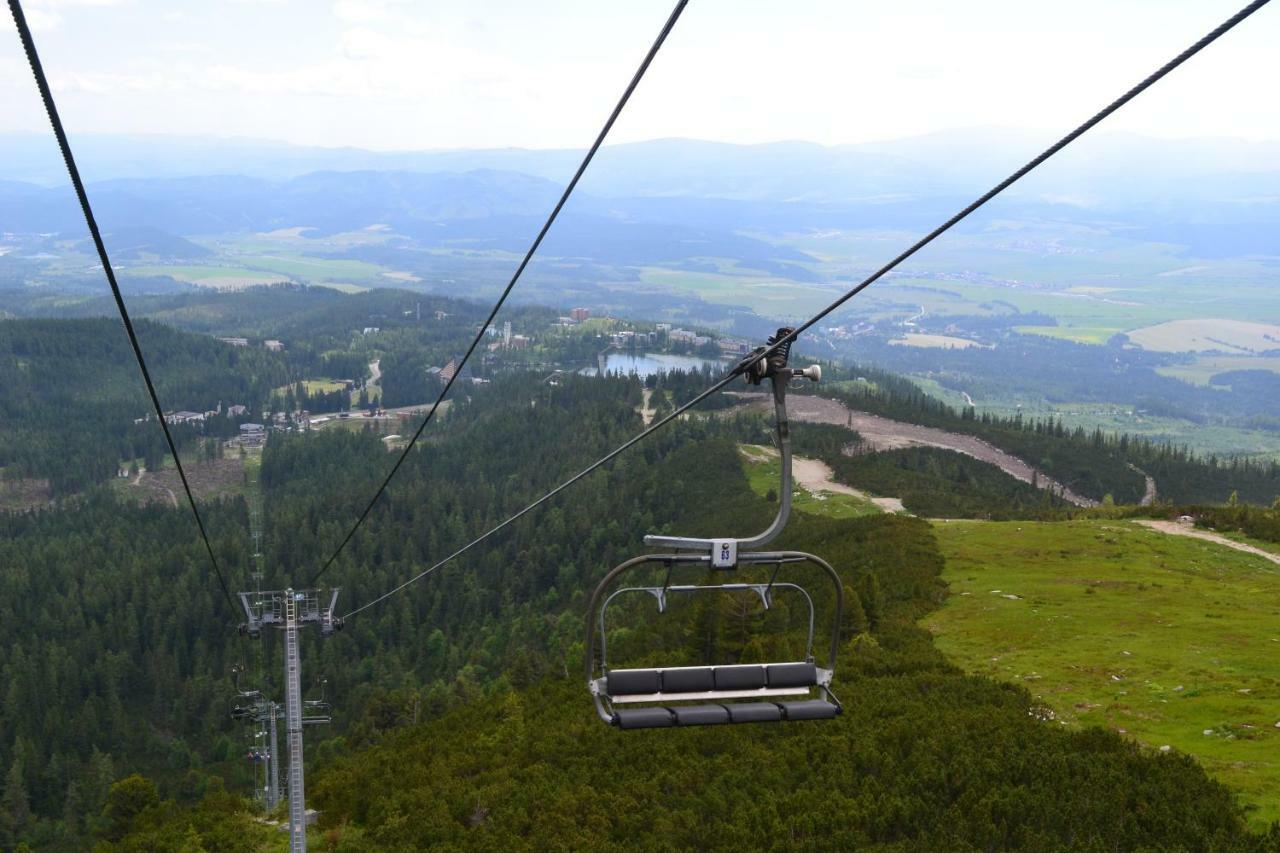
top-left (2, 130), bottom-right (1278, 264)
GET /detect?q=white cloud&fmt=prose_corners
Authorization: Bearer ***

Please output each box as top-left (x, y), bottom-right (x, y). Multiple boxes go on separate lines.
top-left (332, 0), bottom-right (406, 24)
top-left (51, 69), bottom-right (174, 94)
top-left (1, 0), bottom-right (1273, 150)
top-left (14, 0), bottom-right (130, 32)
top-left (22, 8), bottom-right (64, 31)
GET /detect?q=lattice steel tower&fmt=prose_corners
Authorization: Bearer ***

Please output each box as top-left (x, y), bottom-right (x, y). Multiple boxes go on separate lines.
top-left (240, 588), bottom-right (340, 852)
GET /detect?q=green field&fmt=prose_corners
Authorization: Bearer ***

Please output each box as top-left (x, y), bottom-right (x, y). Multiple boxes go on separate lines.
top-left (129, 252), bottom-right (389, 289)
top-left (1157, 354), bottom-right (1280, 387)
top-left (638, 266), bottom-right (837, 316)
top-left (926, 519), bottom-right (1280, 827)
top-left (739, 444), bottom-right (881, 519)
top-left (281, 378), bottom-right (350, 396)
top-left (1015, 324), bottom-right (1123, 344)
top-left (127, 264), bottom-right (289, 288)
top-left (229, 252), bottom-right (386, 282)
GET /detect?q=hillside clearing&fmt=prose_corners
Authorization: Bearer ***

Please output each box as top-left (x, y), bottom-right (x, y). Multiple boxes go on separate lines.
top-left (926, 519), bottom-right (1280, 826)
top-left (738, 444), bottom-right (882, 519)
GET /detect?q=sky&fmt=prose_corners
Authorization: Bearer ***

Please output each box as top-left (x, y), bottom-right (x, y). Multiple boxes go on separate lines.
top-left (1, 0), bottom-right (1276, 152)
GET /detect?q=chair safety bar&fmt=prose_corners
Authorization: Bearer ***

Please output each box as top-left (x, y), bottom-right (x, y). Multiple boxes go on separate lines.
top-left (585, 552), bottom-right (844, 727)
top-left (597, 582), bottom-right (817, 674)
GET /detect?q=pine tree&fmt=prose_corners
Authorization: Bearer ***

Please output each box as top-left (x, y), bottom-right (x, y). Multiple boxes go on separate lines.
top-left (100, 774), bottom-right (159, 842)
top-left (842, 585), bottom-right (869, 635)
top-left (1, 759), bottom-right (31, 846)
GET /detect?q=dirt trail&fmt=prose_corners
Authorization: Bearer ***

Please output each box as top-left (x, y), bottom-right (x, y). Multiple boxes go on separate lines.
top-left (731, 393), bottom-right (1097, 508)
top-left (746, 445), bottom-right (905, 513)
top-left (1134, 520), bottom-right (1280, 567)
top-left (638, 388), bottom-right (656, 426)
top-left (134, 470), bottom-right (179, 508)
top-left (1128, 464), bottom-right (1157, 506)
top-left (791, 455), bottom-right (906, 513)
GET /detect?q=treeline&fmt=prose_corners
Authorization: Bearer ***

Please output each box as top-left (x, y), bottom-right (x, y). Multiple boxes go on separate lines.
top-left (1194, 504), bottom-right (1280, 543)
top-left (792, 423), bottom-right (1070, 519)
top-left (815, 363), bottom-right (1280, 506)
top-left (1134, 503), bottom-right (1280, 545)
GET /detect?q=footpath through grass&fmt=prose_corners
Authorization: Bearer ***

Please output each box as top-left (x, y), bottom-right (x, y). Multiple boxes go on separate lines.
top-left (926, 519), bottom-right (1280, 827)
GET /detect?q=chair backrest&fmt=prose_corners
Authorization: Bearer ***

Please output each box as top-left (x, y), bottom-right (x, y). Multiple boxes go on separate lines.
top-left (605, 661), bottom-right (819, 703)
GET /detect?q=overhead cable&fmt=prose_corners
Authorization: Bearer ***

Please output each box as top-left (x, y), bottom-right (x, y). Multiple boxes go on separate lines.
top-left (342, 0), bottom-right (1270, 617)
top-left (309, 0), bottom-right (690, 585)
top-left (9, 0), bottom-right (238, 612)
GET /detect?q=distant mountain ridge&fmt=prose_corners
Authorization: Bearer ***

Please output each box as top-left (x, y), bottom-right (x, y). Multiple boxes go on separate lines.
top-left (3, 131), bottom-right (1277, 275)
top-left (4, 130), bottom-right (1279, 210)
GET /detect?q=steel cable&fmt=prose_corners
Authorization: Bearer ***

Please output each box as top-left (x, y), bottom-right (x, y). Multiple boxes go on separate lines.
top-left (9, 0), bottom-right (238, 612)
top-left (309, 0), bottom-right (690, 585)
top-left (342, 0), bottom-right (1270, 617)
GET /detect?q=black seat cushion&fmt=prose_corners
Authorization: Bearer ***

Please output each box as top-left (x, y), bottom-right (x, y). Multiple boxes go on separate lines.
top-left (767, 662), bottom-right (817, 689)
top-left (607, 669), bottom-right (660, 696)
top-left (614, 707), bottom-right (675, 729)
top-left (713, 665), bottom-right (766, 691)
top-left (661, 667), bottom-right (714, 693)
top-left (672, 704), bottom-right (730, 726)
top-left (725, 702), bottom-right (783, 723)
top-left (780, 699), bottom-right (839, 721)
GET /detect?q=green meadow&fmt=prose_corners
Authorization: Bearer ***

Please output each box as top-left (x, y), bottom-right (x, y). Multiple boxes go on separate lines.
top-left (926, 519), bottom-right (1280, 827)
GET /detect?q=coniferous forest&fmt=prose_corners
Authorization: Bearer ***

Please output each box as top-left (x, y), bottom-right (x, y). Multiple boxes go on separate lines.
top-left (1, 355), bottom-right (1278, 849)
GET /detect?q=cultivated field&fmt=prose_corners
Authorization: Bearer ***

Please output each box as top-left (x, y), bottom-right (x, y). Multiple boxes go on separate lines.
top-left (128, 264), bottom-right (290, 289)
top-left (889, 333), bottom-right (990, 349)
top-left (1156, 354), bottom-right (1280, 386)
top-left (1014, 325), bottom-right (1121, 345)
top-left (1128, 319), bottom-right (1280, 354)
top-left (926, 519), bottom-right (1280, 826)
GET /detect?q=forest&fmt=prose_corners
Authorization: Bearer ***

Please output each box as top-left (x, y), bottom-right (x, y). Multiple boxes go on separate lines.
top-left (0, 318), bottom-right (289, 494)
top-left (791, 423), bottom-right (1070, 519)
top-left (5, 284), bottom-right (1280, 848)
top-left (90, 465), bottom-right (1280, 850)
top-left (3, 365), bottom-right (1279, 849)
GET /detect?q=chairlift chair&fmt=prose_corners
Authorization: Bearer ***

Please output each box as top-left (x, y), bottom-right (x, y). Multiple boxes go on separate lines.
top-left (587, 329), bottom-right (845, 729)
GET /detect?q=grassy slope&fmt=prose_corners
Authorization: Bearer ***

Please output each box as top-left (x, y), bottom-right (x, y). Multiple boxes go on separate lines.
top-left (926, 519), bottom-right (1280, 826)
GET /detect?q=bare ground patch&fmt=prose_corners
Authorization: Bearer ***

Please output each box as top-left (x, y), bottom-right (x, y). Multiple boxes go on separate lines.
top-left (0, 477), bottom-right (52, 511)
top-left (120, 457), bottom-right (246, 507)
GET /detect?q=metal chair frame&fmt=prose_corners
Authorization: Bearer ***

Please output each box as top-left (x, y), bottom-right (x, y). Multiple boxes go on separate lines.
top-left (586, 330), bottom-right (844, 728)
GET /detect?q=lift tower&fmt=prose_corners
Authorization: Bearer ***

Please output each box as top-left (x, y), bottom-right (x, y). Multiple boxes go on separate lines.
top-left (230, 691), bottom-right (283, 810)
top-left (240, 588), bottom-right (341, 852)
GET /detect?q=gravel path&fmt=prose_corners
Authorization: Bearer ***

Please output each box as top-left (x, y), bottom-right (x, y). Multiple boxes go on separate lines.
top-left (1133, 520), bottom-right (1280, 567)
top-left (731, 393), bottom-right (1097, 507)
